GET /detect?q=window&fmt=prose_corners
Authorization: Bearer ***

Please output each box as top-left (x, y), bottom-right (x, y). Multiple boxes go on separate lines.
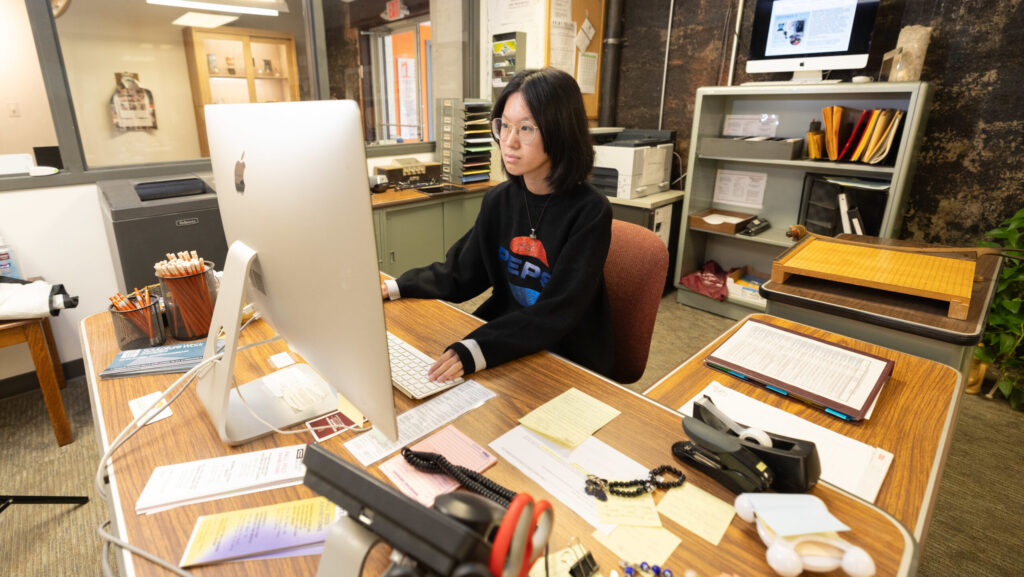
top-left (0, 0), bottom-right (59, 172)
top-left (322, 0), bottom-right (434, 146)
top-left (6, 0), bottom-right (478, 189)
top-left (369, 18), bottom-right (432, 143)
top-left (52, 0), bottom-right (314, 167)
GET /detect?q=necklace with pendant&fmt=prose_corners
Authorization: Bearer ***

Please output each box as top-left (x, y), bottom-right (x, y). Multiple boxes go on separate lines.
top-left (523, 188), bottom-right (553, 239)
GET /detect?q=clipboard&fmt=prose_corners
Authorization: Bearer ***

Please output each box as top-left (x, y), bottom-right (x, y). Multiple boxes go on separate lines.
top-left (704, 319), bottom-right (894, 421)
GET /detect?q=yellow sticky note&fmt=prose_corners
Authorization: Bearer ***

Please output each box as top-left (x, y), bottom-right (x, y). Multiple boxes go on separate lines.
top-left (591, 525), bottom-right (680, 566)
top-left (519, 388), bottom-right (620, 448)
top-left (595, 493), bottom-right (663, 527)
top-left (656, 484), bottom-right (735, 546)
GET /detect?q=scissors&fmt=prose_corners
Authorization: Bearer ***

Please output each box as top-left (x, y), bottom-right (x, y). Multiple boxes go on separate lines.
top-left (489, 493), bottom-right (554, 577)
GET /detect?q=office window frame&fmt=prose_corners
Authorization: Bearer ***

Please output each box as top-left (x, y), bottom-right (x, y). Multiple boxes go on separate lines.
top-left (3, 0), bottom-right (479, 192)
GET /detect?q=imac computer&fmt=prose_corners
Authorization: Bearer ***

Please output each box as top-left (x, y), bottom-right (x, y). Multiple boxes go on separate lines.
top-left (199, 100), bottom-right (398, 445)
top-left (746, 0), bottom-right (880, 82)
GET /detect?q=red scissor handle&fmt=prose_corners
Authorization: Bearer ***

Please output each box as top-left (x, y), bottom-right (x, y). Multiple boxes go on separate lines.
top-left (489, 494), bottom-right (554, 577)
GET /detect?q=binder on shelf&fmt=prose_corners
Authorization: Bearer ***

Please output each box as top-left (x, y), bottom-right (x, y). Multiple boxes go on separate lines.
top-left (438, 98), bottom-right (494, 184)
top-left (863, 110), bottom-right (905, 165)
top-left (849, 109), bottom-right (882, 162)
top-left (861, 108), bottom-right (895, 162)
top-left (821, 105), bottom-right (863, 161)
top-left (837, 109), bottom-right (871, 161)
top-left (837, 192), bottom-right (853, 234)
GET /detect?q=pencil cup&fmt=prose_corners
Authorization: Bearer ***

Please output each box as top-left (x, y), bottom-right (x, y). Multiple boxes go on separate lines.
top-left (110, 300), bottom-right (166, 350)
top-left (158, 260), bottom-right (218, 341)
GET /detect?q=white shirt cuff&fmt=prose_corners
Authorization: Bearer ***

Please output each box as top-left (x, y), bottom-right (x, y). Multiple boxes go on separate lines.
top-left (461, 339), bottom-right (487, 372)
top-left (384, 279), bottom-right (401, 300)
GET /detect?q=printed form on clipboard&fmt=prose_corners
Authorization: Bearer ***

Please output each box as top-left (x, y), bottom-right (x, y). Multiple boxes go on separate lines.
top-left (705, 319), bottom-right (894, 421)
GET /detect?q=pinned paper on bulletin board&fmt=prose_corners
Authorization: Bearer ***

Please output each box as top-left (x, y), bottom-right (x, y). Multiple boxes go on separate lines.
top-left (577, 52), bottom-right (598, 94)
top-left (576, 16), bottom-right (595, 52)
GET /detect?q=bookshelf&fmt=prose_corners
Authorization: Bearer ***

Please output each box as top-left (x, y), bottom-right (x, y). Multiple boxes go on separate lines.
top-left (437, 99), bottom-right (494, 185)
top-left (182, 26), bottom-right (300, 157)
top-left (675, 82), bottom-right (932, 319)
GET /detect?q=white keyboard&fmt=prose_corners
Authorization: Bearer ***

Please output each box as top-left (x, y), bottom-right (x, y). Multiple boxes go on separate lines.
top-left (387, 332), bottom-right (464, 399)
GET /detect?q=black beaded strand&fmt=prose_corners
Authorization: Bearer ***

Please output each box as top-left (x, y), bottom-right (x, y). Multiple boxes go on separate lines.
top-left (584, 465), bottom-right (685, 501)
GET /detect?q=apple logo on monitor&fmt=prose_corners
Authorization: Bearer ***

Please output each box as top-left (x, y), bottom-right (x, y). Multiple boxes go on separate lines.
top-left (234, 151), bottom-right (246, 193)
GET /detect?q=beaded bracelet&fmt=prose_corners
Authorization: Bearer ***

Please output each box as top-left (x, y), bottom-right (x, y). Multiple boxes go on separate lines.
top-left (584, 465), bottom-right (685, 501)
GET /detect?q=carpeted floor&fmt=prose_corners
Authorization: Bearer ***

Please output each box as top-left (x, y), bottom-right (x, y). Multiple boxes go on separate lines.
top-left (1, 291), bottom-right (1020, 575)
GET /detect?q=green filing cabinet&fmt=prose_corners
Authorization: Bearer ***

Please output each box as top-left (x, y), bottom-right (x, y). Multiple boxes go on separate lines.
top-left (443, 192), bottom-right (485, 249)
top-left (379, 202), bottom-right (445, 277)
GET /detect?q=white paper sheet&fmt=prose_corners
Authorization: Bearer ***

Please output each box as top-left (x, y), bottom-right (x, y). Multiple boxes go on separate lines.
top-left (680, 382), bottom-right (892, 503)
top-left (489, 426), bottom-right (649, 533)
top-left (136, 445), bottom-right (308, 514)
top-left (343, 380), bottom-right (495, 466)
top-left (712, 169), bottom-right (767, 209)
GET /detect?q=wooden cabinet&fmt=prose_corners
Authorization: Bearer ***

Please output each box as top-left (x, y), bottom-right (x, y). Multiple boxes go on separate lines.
top-left (183, 26), bottom-right (300, 156)
top-left (675, 82), bottom-right (932, 319)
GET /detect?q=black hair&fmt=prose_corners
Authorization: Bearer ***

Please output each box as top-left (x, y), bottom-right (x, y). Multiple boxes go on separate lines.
top-left (491, 68), bottom-right (594, 194)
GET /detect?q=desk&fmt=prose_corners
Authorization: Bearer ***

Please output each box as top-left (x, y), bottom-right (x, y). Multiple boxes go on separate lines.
top-left (81, 301), bottom-right (914, 577)
top-left (644, 314), bottom-right (961, 543)
top-left (760, 236), bottom-right (1000, 377)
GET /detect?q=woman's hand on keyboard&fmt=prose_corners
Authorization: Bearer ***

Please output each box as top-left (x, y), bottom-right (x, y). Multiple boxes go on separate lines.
top-left (428, 349), bottom-right (464, 382)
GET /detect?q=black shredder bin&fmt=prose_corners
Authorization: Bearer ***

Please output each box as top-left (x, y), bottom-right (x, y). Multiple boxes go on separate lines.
top-left (99, 174), bottom-right (229, 293)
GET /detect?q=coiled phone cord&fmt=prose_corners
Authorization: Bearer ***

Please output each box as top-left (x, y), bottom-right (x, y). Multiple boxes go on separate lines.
top-left (401, 448), bottom-right (517, 508)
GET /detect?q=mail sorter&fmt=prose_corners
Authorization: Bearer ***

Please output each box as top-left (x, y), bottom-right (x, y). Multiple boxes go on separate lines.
top-left (590, 129), bottom-right (675, 200)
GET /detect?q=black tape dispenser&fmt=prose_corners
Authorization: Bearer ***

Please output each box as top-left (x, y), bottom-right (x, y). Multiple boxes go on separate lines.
top-left (691, 396), bottom-right (821, 493)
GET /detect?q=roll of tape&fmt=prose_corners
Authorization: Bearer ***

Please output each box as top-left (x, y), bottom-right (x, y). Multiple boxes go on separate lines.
top-left (739, 427), bottom-right (773, 447)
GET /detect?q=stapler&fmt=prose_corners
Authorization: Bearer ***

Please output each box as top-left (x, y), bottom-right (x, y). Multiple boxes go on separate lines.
top-left (672, 417), bottom-right (773, 494)
top-left (692, 396), bottom-right (821, 493)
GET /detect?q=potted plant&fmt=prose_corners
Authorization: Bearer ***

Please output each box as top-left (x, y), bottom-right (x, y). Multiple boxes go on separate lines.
top-left (975, 207), bottom-right (1024, 409)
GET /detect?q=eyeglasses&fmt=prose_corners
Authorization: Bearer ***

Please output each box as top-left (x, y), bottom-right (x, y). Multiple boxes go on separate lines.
top-left (491, 118), bottom-right (540, 145)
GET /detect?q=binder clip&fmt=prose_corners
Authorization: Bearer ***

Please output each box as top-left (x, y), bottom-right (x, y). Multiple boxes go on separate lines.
top-left (691, 396), bottom-right (821, 493)
top-left (567, 538), bottom-right (599, 577)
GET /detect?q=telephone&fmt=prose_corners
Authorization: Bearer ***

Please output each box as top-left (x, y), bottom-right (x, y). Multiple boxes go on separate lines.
top-left (740, 217), bottom-right (771, 236)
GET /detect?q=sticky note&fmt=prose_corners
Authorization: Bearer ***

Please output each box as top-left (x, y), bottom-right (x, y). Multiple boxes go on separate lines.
top-left (656, 484), bottom-right (735, 546)
top-left (591, 526), bottom-right (680, 566)
top-left (595, 493), bottom-right (662, 527)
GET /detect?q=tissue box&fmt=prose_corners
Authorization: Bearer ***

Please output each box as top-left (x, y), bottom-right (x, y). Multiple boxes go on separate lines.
top-left (727, 267), bottom-right (768, 307)
top-left (688, 209), bottom-right (756, 234)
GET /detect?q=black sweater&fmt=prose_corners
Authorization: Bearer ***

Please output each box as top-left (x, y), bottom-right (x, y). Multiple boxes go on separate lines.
top-left (395, 179), bottom-right (615, 377)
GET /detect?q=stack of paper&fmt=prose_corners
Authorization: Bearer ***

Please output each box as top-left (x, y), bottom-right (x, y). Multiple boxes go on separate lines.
top-left (136, 445), bottom-right (308, 514)
top-left (180, 497), bottom-right (341, 567)
top-left (100, 340), bottom-right (222, 379)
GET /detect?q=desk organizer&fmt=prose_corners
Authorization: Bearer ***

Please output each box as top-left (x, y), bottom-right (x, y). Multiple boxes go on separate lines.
top-left (699, 136), bottom-right (803, 160)
top-left (689, 209), bottom-right (756, 234)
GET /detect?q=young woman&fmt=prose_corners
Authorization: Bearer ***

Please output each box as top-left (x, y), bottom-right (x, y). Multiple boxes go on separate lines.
top-left (382, 68), bottom-right (614, 382)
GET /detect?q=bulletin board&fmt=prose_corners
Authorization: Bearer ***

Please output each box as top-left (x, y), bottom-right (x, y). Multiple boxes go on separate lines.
top-left (490, 0), bottom-right (605, 120)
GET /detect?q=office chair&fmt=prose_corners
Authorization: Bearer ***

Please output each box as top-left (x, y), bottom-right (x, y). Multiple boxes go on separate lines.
top-left (603, 220), bottom-right (670, 384)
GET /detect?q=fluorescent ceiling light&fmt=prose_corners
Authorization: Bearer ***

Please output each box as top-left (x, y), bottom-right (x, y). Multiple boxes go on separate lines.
top-left (172, 12), bottom-right (240, 27)
top-left (146, 0), bottom-right (289, 17)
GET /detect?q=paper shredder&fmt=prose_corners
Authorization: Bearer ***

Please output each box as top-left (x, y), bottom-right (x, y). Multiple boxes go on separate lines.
top-left (99, 175), bottom-right (228, 293)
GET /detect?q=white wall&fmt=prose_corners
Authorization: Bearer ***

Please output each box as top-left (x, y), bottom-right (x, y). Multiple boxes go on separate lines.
top-left (0, 0), bottom-right (59, 156)
top-left (0, 185), bottom-right (120, 379)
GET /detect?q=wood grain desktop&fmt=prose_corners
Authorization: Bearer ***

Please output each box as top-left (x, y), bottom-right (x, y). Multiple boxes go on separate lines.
top-left (644, 313), bottom-right (962, 543)
top-left (81, 301), bottom-right (915, 577)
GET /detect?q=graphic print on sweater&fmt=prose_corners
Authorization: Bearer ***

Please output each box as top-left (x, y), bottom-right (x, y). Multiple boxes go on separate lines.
top-left (498, 236), bottom-right (552, 306)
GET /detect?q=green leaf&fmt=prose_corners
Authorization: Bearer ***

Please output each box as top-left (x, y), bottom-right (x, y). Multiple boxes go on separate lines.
top-left (1010, 390), bottom-right (1024, 411)
top-left (997, 377), bottom-right (1013, 397)
top-left (975, 346), bottom-right (996, 363)
top-left (998, 333), bottom-right (1016, 357)
top-left (1005, 299), bottom-right (1022, 314)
